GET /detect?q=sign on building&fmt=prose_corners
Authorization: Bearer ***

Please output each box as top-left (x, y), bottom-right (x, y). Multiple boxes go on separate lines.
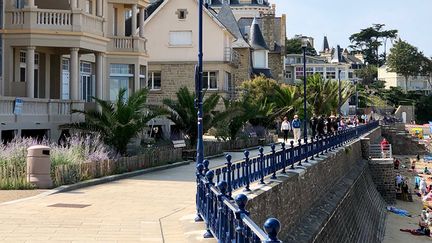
top-left (13, 98), bottom-right (23, 115)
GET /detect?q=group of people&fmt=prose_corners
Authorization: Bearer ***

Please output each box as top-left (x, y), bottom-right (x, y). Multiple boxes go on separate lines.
top-left (279, 114), bottom-right (361, 143)
top-left (396, 155), bottom-right (432, 237)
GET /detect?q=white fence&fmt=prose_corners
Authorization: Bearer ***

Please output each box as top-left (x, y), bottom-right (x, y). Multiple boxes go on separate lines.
top-left (369, 144), bottom-right (393, 159)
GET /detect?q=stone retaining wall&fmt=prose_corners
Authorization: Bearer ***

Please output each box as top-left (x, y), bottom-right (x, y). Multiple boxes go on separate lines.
top-left (242, 127), bottom-right (385, 242)
top-left (369, 158), bottom-right (396, 204)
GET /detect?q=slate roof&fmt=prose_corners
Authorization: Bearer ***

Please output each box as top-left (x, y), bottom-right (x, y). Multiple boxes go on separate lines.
top-left (216, 4), bottom-right (250, 48)
top-left (145, 0), bottom-right (164, 20)
top-left (209, 0), bottom-right (269, 6)
top-left (238, 17), bottom-right (282, 53)
top-left (323, 36), bottom-right (329, 52)
top-left (249, 18), bottom-right (268, 50)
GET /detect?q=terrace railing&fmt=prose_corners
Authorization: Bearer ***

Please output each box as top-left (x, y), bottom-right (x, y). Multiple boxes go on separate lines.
top-left (195, 121), bottom-right (379, 242)
top-left (369, 144), bottom-right (392, 159)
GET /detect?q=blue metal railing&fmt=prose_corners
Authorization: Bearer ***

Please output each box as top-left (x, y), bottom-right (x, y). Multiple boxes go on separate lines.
top-left (196, 121), bottom-right (379, 242)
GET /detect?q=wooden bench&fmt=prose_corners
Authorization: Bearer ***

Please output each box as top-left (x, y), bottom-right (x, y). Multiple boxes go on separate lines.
top-left (172, 140), bottom-right (196, 160)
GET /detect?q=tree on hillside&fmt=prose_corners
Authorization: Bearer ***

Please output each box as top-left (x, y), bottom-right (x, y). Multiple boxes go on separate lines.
top-left (387, 40), bottom-right (423, 92)
top-left (286, 38), bottom-right (317, 56)
top-left (354, 65), bottom-right (378, 85)
top-left (349, 24), bottom-right (398, 66)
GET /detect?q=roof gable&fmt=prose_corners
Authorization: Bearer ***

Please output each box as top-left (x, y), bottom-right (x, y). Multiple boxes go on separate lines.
top-left (144, 0), bottom-right (235, 39)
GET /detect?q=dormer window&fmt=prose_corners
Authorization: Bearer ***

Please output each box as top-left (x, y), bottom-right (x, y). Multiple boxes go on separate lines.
top-left (257, 0), bottom-right (263, 4)
top-left (176, 9), bottom-right (188, 20)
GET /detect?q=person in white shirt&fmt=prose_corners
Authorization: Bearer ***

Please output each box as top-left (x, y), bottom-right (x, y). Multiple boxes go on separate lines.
top-left (280, 117), bottom-right (291, 143)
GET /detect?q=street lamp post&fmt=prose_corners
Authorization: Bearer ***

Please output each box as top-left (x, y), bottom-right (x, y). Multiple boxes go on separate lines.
top-left (338, 69), bottom-right (342, 115)
top-left (196, 0), bottom-right (204, 165)
top-left (301, 39), bottom-right (308, 142)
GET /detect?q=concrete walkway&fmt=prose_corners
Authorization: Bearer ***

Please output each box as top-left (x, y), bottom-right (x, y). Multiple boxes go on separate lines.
top-left (0, 144), bottom-right (279, 243)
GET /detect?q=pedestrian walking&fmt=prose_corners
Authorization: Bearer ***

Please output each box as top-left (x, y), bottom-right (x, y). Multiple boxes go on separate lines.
top-left (326, 116), bottom-right (333, 135)
top-left (317, 116), bottom-right (325, 138)
top-left (292, 115), bottom-right (301, 142)
top-left (310, 114), bottom-right (318, 138)
top-left (280, 116), bottom-right (291, 143)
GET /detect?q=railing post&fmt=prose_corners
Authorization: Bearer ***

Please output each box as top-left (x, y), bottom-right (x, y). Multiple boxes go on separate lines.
top-left (271, 144), bottom-right (277, 179)
top-left (217, 181), bottom-right (227, 241)
top-left (203, 171), bottom-right (215, 238)
top-left (297, 139), bottom-right (303, 166)
top-left (235, 194), bottom-right (249, 243)
top-left (290, 141), bottom-right (295, 169)
top-left (259, 147), bottom-right (265, 184)
top-left (310, 137), bottom-right (315, 160)
top-left (203, 159), bottom-right (209, 174)
top-left (244, 150), bottom-right (251, 192)
top-left (281, 143), bottom-right (286, 174)
top-left (263, 218), bottom-right (282, 243)
top-left (225, 154), bottom-right (233, 198)
top-left (195, 163), bottom-right (204, 222)
top-left (320, 135), bottom-right (325, 155)
top-left (304, 139), bottom-right (309, 163)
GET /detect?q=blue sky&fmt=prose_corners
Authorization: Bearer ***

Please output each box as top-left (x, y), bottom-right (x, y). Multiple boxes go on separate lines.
top-left (273, 0), bottom-right (432, 56)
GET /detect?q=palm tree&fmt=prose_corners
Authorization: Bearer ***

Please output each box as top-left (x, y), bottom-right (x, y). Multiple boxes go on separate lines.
top-left (304, 74), bottom-right (354, 115)
top-left (162, 87), bottom-right (220, 146)
top-left (272, 84), bottom-right (302, 119)
top-left (62, 88), bottom-right (160, 156)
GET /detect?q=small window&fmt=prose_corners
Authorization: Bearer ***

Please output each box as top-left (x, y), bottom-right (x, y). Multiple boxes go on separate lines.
top-left (176, 9), bottom-right (188, 20)
top-left (148, 72), bottom-right (161, 90)
top-left (20, 51), bottom-right (26, 63)
top-left (203, 71), bottom-right (217, 90)
top-left (284, 71), bottom-right (292, 79)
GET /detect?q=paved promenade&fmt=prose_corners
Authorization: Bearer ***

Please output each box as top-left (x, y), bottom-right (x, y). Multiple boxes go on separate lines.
top-left (0, 145), bottom-right (276, 243)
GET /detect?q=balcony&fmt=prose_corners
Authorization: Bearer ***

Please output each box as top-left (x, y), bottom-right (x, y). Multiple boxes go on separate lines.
top-left (224, 47), bottom-right (240, 67)
top-left (108, 36), bottom-right (147, 53)
top-left (5, 8), bottom-right (104, 36)
top-left (0, 97), bottom-right (85, 125)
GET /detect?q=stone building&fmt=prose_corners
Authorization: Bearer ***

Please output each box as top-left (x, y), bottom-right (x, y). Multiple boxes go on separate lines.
top-left (144, 0), bottom-right (286, 106)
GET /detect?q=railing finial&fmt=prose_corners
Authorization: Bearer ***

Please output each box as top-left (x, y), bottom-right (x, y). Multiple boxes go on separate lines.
top-left (264, 218), bottom-right (282, 243)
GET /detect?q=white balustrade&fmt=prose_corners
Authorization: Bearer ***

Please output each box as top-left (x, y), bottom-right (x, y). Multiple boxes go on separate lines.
top-left (11, 11), bottom-right (24, 25)
top-left (36, 11), bottom-right (72, 26)
top-left (0, 97), bottom-right (84, 124)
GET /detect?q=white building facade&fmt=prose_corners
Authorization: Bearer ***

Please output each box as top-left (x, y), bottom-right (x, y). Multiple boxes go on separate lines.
top-left (0, 0), bottom-right (150, 142)
top-left (378, 66), bottom-right (432, 93)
